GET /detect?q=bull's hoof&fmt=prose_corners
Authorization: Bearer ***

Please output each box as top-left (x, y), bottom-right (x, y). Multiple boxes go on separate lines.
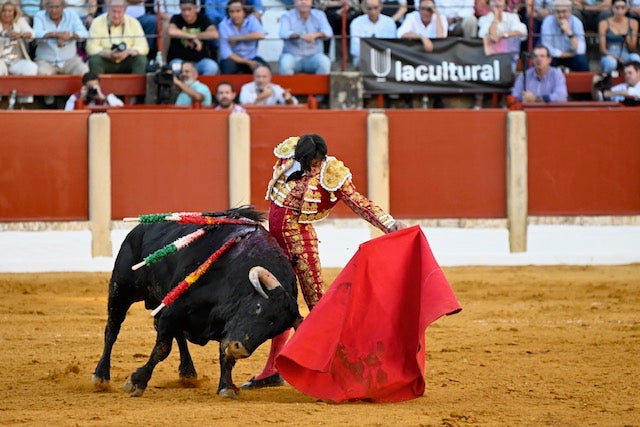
top-left (180, 374), bottom-right (198, 388)
top-left (123, 375), bottom-right (146, 397)
top-left (240, 373), bottom-right (284, 389)
top-left (218, 387), bottom-right (239, 398)
top-left (91, 375), bottom-right (111, 391)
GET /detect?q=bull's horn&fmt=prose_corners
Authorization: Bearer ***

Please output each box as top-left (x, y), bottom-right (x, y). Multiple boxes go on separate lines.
top-left (249, 266), bottom-right (282, 299)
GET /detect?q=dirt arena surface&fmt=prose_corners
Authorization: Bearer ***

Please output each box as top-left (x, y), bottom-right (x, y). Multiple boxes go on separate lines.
top-left (0, 265), bottom-right (638, 426)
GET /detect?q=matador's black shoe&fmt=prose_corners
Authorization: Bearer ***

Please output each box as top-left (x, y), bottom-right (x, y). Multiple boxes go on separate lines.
top-left (240, 373), bottom-right (285, 389)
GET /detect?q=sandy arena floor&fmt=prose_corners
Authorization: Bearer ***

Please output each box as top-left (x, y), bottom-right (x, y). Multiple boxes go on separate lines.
top-left (0, 265), bottom-right (638, 426)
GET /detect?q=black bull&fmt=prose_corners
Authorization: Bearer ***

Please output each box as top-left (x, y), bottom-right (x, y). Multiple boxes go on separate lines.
top-left (92, 209), bottom-right (300, 397)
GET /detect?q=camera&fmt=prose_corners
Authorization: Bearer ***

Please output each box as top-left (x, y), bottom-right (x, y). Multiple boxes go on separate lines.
top-left (86, 86), bottom-right (99, 102)
top-left (154, 64), bottom-right (176, 104)
top-left (111, 42), bottom-right (127, 52)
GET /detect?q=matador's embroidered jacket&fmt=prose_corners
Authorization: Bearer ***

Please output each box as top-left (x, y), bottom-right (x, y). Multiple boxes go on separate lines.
top-left (265, 136), bottom-right (396, 232)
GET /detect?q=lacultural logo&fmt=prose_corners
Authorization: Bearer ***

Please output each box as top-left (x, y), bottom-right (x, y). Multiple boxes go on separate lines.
top-left (369, 47), bottom-right (502, 83)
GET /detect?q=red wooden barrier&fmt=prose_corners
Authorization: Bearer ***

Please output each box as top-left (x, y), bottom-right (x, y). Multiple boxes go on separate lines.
top-left (0, 111), bottom-right (90, 221)
top-left (386, 109), bottom-right (508, 218)
top-left (527, 108), bottom-right (640, 215)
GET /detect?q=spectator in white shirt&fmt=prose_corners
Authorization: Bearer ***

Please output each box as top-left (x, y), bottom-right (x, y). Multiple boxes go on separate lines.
top-left (239, 65), bottom-right (298, 105)
top-left (398, 0), bottom-right (447, 51)
top-left (600, 60), bottom-right (640, 102)
top-left (350, 0), bottom-right (397, 68)
top-left (33, 0), bottom-right (89, 76)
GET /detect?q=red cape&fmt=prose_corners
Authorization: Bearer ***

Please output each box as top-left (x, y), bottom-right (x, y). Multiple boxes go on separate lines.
top-left (276, 225), bottom-right (461, 402)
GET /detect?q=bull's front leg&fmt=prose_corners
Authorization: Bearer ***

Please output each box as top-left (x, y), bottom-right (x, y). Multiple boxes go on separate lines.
top-left (176, 333), bottom-right (197, 387)
top-left (217, 345), bottom-right (238, 398)
top-left (124, 337), bottom-right (173, 397)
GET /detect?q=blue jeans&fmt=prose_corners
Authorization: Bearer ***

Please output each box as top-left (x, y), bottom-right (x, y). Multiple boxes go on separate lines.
top-left (169, 58), bottom-right (219, 75)
top-left (278, 53), bottom-right (331, 75)
top-left (601, 48), bottom-right (640, 73)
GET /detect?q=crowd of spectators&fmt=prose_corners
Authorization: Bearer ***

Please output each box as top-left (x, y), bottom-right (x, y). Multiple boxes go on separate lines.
top-left (2, 0), bottom-right (640, 108)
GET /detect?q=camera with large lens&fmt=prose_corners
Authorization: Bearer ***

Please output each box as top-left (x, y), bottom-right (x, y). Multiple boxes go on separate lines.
top-left (154, 64), bottom-right (176, 104)
top-left (86, 86), bottom-right (99, 103)
top-left (111, 42), bottom-right (127, 52)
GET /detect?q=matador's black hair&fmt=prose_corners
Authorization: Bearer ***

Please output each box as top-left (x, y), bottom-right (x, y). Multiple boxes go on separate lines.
top-left (294, 134), bottom-right (327, 172)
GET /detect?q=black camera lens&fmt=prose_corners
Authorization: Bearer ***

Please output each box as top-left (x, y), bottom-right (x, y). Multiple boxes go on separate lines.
top-left (111, 42), bottom-right (127, 52)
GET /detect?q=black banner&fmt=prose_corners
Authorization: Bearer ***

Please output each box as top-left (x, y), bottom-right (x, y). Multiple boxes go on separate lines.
top-left (360, 38), bottom-right (515, 94)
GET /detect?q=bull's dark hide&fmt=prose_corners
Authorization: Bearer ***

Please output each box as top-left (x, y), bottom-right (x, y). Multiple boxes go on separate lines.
top-left (93, 207), bottom-right (300, 398)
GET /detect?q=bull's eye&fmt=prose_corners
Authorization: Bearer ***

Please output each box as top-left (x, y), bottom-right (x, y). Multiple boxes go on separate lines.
top-left (255, 303), bottom-right (262, 315)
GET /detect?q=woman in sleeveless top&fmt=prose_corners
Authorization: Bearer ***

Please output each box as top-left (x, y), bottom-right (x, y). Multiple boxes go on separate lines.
top-left (598, 0), bottom-right (640, 73)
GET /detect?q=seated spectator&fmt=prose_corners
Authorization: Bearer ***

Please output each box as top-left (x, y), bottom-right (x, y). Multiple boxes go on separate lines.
top-left (64, 71), bottom-right (125, 109)
top-left (572, 0), bottom-right (611, 33)
top-left (598, 0), bottom-right (640, 74)
top-left (478, 0), bottom-right (527, 44)
top-left (433, 0), bottom-right (477, 38)
top-left (86, 0), bottom-right (149, 74)
top-left (239, 64), bottom-right (299, 105)
top-left (278, 0), bottom-right (333, 75)
top-left (33, 0), bottom-right (89, 76)
top-left (167, 0), bottom-right (219, 75)
top-left (218, 0), bottom-right (268, 74)
top-left (476, 0), bottom-right (527, 108)
top-left (350, 0), bottom-right (397, 68)
top-left (541, 0), bottom-right (589, 71)
top-left (398, 0), bottom-right (447, 52)
top-left (204, 0), bottom-right (263, 26)
top-left (597, 60), bottom-right (640, 102)
top-left (380, 0), bottom-right (408, 25)
top-left (173, 60), bottom-right (212, 106)
top-left (511, 45), bottom-right (568, 102)
top-left (214, 80), bottom-right (246, 112)
top-left (0, 0), bottom-right (38, 103)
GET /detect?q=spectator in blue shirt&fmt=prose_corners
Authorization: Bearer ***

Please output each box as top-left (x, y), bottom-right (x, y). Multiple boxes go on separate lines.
top-left (204, 0), bottom-right (263, 26)
top-left (218, 0), bottom-right (268, 74)
top-left (33, 0), bottom-right (89, 76)
top-left (278, 0), bottom-right (333, 75)
top-left (511, 45), bottom-right (568, 103)
top-left (174, 60), bottom-right (213, 106)
top-left (540, 0), bottom-right (589, 71)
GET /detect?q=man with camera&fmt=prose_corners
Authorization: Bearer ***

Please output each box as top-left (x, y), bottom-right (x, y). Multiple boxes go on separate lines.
top-left (173, 61), bottom-right (212, 106)
top-left (594, 60), bottom-right (640, 104)
top-left (85, 0), bottom-right (149, 74)
top-left (64, 71), bottom-right (125, 109)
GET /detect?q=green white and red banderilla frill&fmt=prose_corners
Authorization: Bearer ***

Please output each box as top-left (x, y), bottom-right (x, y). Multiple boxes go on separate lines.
top-left (131, 228), bottom-right (207, 271)
top-left (150, 236), bottom-right (240, 317)
top-left (124, 212), bottom-right (259, 227)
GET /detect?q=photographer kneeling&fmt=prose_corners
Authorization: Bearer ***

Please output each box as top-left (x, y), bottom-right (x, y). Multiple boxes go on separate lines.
top-left (64, 72), bottom-right (125, 110)
top-left (174, 61), bottom-right (212, 107)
